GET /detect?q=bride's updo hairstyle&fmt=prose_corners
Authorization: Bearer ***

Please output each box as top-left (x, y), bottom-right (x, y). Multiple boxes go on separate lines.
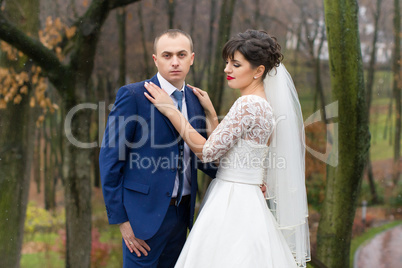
top-left (222, 30), bottom-right (283, 79)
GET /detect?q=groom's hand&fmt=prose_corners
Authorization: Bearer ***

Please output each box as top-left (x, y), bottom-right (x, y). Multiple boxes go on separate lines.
top-left (119, 221), bottom-right (151, 257)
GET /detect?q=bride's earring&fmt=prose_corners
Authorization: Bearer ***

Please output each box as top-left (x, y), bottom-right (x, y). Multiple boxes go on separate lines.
top-left (253, 76), bottom-right (257, 79)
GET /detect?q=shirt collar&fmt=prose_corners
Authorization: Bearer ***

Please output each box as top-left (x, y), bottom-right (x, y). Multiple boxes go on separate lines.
top-left (157, 72), bottom-right (185, 96)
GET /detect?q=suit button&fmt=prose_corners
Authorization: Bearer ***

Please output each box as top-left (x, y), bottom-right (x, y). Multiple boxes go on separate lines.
top-left (166, 192), bottom-right (171, 197)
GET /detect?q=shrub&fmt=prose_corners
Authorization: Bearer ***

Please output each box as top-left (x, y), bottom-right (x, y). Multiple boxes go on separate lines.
top-left (57, 228), bottom-right (111, 266)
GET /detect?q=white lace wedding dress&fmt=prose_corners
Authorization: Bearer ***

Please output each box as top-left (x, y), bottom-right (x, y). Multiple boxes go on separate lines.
top-left (174, 95), bottom-right (298, 268)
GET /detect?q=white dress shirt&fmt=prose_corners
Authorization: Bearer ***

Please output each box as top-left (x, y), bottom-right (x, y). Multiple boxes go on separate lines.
top-left (157, 73), bottom-right (192, 197)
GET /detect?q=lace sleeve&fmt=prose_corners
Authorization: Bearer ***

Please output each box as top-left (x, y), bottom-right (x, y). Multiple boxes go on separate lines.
top-left (202, 95), bottom-right (274, 163)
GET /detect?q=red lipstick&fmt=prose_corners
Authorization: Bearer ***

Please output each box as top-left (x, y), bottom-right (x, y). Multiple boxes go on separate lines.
top-left (227, 76), bottom-right (234, 80)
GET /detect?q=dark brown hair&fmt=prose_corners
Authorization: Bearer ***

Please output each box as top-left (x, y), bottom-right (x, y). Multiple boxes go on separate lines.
top-left (222, 30), bottom-right (283, 79)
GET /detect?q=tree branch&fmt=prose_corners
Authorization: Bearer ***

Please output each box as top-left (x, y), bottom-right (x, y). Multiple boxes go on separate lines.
top-left (0, 12), bottom-right (67, 86)
top-left (68, 0), bottom-right (140, 82)
top-left (108, 0), bottom-right (140, 10)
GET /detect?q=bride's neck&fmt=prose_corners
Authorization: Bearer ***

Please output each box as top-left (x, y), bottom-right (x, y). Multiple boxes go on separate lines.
top-left (240, 82), bottom-right (265, 97)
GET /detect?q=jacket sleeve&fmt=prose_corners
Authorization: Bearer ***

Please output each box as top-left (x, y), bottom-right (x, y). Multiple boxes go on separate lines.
top-left (99, 86), bottom-right (138, 224)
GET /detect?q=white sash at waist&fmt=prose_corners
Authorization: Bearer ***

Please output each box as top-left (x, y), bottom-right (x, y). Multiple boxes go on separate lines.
top-left (215, 167), bottom-right (263, 186)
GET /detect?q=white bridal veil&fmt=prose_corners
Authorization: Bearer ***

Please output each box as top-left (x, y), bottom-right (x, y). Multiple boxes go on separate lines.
top-left (264, 63), bottom-right (311, 267)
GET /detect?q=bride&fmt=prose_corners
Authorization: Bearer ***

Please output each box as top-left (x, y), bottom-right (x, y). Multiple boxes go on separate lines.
top-left (144, 29), bottom-right (310, 267)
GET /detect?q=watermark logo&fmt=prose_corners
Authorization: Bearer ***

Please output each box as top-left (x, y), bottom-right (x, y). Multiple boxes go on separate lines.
top-left (304, 101), bottom-right (338, 167)
top-left (63, 101), bottom-right (338, 166)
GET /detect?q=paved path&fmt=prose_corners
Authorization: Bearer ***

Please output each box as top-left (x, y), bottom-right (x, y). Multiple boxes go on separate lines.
top-left (356, 224), bottom-right (402, 268)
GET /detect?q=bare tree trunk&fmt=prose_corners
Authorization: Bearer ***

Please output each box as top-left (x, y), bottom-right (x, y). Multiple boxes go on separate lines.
top-left (317, 0), bottom-right (370, 267)
top-left (149, 0), bottom-right (159, 41)
top-left (206, 0), bottom-right (218, 87)
top-left (293, 23), bottom-right (302, 80)
top-left (0, 93), bottom-right (36, 268)
top-left (33, 127), bottom-right (41, 193)
top-left (44, 119), bottom-right (56, 210)
top-left (116, 7), bottom-right (127, 87)
top-left (384, 94), bottom-right (393, 142)
top-left (365, 0), bottom-right (383, 204)
top-left (137, 2), bottom-right (151, 79)
top-left (252, 0), bottom-right (261, 29)
top-left (0, 1), bottom-right (39, 267)
top-left (167, 0), bottom-right (176, 29)
top-left (366, 154), bottom-right (378, 203)
top-left (392, 0), bottom-right (401, 184)
top-left (193, 0), bottom-right (217, 88)
top-left (189, 0), bottom-right (198, 84)
top-left (209, 0), bottom-right (237, 115)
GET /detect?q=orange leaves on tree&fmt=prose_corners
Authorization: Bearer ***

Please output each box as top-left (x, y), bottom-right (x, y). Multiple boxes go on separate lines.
top-left (304, 121), bottom-right (328, 207)
top-left (0, 58), bottom-right (30, 106)
top-left (305, 122), bottom-right (327, 178)
top-left (65, 26), bottom-right (77, 40)
top-left (0, 41), bottom-right (18, 61)
top-left (39, 16), bottom-right (77, 61)
top-left (0, 15), bottom-right (74, 126)
top-left (0, 99), bottom-right (6, 109)
top-left (0, 42), bottom-right (59, 126)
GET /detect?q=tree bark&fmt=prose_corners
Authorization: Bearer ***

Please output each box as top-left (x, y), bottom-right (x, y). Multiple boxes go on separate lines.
top-left (0, 94), bottom-right (36, 268)
top-left (365, 0), bottom-right (383, 204)
top-left (44, 119), bottom-right (56, 211)
top-left (384, 94), bottom-right (393, 142)
top-left (208, 0), bottom-right (237, 115)
top-left (0, 1), bottom-right (39, 267)
top-left (167, 0), bottom-right (176, 29)
top-left (252, 0), bottom-right (260, 29)
top-left (33, 127), bottom-right (41, 194)
top-left (189, 0), bottom-right (198, 84)
top-left (137, 2), bottom-right (152, 79)
top-left (193, 0), bottom-right (217, 87)
top-left (316, 0), bottom-right (370, 267)
top-left (206, 0), bottom-right (218, 84)
top-left (116, 7), bottom-right (127, 87)
top-left (392, 0), bottom-right (401, 184)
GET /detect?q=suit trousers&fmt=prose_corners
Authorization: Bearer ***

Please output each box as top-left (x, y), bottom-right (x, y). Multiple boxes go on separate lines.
top-left (122, 196), bottom-right (190, 268)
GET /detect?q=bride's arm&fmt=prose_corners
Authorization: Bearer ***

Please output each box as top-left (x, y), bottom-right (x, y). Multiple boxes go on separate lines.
top-left (144, 82), bottom-right (254, 164)
top-left (187, 84), bottom-right (219, 137)
top-left (144, 82), bottom-right (207, 161)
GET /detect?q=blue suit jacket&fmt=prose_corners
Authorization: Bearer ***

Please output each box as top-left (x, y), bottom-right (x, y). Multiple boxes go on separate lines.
top-left (99, 75), bottom-right (217, 240)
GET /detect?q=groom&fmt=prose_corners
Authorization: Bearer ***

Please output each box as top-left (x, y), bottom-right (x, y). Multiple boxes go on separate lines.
top-left (99, 29), bottom-right (217, 267)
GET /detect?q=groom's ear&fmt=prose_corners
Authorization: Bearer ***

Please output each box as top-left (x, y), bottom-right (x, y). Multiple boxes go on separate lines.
top-left (152, 54), bottom-right (158, 67)
top-left (190, 52), bottom-right (195, 66)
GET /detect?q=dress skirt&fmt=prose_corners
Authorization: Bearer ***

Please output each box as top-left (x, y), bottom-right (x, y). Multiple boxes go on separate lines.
top-left (174, 177), bottom-right (298, 268)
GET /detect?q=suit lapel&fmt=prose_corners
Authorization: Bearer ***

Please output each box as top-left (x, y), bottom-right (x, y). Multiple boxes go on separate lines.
top-left (184, 85), bottom-right (199, 129)
top-left (148, 75), bottom-right (177, 137)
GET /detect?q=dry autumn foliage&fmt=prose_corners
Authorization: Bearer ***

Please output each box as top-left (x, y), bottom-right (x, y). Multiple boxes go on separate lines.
top-left (0, 16), bottom-right (76, 126)
top-left (305, 121), bottom-right (328, 207)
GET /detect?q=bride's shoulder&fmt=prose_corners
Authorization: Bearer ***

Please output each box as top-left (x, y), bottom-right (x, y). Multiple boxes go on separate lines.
top-left (234, 95), bottom-right (271, 107)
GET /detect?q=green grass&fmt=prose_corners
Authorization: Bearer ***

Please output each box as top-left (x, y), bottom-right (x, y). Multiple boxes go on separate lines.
top-left (349, 221), bottom-right (402, 267)
top-left (21, 251), bottom-right (64, 268)
top-left (98, 224), bottom-right (121, 243)
top-left (23, 232), bottom-right (58, 244)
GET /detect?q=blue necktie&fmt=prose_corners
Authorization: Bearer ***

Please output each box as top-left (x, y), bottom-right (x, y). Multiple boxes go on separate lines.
top-left (172, 90), bottom-right (184, 206)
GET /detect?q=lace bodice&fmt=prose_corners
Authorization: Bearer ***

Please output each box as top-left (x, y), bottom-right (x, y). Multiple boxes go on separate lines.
top-left (202, 95), bottom-right (275, 166)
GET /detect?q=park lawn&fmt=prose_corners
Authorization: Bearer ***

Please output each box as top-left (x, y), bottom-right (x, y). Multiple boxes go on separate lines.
top-left (23, 232), bottom-right (58, 244)
top-left (21, 251), bottom-right (64, 268)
